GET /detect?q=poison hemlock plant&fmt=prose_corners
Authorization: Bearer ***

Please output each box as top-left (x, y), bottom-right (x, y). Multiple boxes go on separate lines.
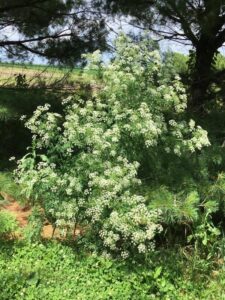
top-left (15, 34), bottom-right (210, 259)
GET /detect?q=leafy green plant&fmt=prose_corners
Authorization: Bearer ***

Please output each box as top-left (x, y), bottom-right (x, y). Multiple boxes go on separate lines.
top-left (23, 206), bottom-right (44, 243)
top-left (0, 172), bottom-right (23, 204)
top-left (0, 242), bottom-right (173, 300)
top-left (0, 241), bottom-right (225, 300)
top-left (0, 210), bottom-right (19, 238)
top-left (188, 214), bottom-right (221, 257)
top-left (148, 187), bottom-right (200, 224)
top-left (15, 34), bottom-right (210, 259)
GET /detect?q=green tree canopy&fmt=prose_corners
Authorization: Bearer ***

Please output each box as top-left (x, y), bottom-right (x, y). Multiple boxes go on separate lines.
top-left (0, 0), bottom-right (107, 64)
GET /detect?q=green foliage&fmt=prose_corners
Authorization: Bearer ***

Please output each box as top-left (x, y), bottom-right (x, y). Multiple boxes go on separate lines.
top-left (0, 241), bottom-right (225, 300)
top-left (0, 210), bottom-right (18, 237)
top-left (188, 214), bottom-right (221, 259)
top-left (215, 53), bottom-right (225, 71)
top-left (148, 187), bottom-right (200, 223)
top-left (0, 172), bottom-right (22, 203)
top-left (15, 35), bottom-right (210, 259)
top-left (23, 207), bottom-right (44, 243)
top-left (0, 88), bottom-right (64, 169)
top-left (0, 242), bottom-right (173, 300)
top-left (164, 52), bottom-right (189, 78)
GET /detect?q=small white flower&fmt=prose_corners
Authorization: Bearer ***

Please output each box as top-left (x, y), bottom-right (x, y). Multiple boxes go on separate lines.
top-left (138, 243), bottom-right (146, 253)
top-left (20, 115), bottom-right (26, 121)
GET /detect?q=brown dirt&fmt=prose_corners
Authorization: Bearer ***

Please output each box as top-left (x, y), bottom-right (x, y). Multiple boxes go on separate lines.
top-left (2, 198), bottom-right (31, 227)
top-left (1, 199), bottom-right (57, 238)
top-left (41, 224), bottom-right (81, 239)
top-left (1, 193), bottom-right (81, 239)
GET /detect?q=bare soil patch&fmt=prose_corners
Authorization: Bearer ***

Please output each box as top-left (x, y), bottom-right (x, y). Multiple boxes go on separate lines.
top-left (2, 200), bottom-right (31, 227)
top-left (0, 193), bottom-right (81, 239)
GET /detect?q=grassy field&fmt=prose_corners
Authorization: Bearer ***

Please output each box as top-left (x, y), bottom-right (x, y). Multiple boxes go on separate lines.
top-left (0, 62), bottom-right (96, 87)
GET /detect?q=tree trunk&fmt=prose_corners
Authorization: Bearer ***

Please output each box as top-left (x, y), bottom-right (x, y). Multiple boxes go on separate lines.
top-left (190, 44), bottom-right (215, 111)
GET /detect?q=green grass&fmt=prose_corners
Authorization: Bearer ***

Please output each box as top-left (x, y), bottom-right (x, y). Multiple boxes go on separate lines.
top-left (0, 61), bottom-right (84, 72)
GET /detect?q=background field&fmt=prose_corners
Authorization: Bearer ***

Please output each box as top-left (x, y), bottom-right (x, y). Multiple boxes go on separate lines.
top-left (0, 62), bottom-right (97, 88)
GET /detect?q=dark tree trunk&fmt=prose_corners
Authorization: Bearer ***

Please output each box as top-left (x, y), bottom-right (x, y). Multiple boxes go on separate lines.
top-left (190, 42), bottom-right (215, 111)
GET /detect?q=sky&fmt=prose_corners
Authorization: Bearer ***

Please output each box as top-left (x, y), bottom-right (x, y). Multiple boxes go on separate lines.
top-left (5, 18), bottom-right (225, 65)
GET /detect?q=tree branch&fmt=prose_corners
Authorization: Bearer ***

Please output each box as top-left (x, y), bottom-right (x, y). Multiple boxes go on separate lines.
top-left (0, 0), bottom-right (49, 13)
top-left (0, 32), bottom-right (72, 47)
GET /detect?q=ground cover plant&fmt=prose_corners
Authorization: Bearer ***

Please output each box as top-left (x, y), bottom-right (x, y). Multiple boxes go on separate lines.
top-left (1, 241), bottom-right (225, 300)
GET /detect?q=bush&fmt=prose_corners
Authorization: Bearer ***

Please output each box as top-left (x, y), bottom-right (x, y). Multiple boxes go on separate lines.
top-left (15, 34), bottom-right (210, 259)
top-left (0, 172), bottom-right (23, 203)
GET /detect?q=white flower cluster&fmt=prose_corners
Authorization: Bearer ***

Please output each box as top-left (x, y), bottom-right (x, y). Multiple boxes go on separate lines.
top-left (25, 104), bottom-right (61, 148)
top-left (99, 197), bottom-right (162, 256)
top-left (16, 34), bottom-right (210, 259)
